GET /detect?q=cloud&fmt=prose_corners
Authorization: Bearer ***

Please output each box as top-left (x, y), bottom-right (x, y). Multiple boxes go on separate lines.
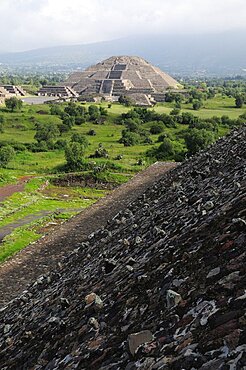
top-left (0, 0), bottom-right (245, 51)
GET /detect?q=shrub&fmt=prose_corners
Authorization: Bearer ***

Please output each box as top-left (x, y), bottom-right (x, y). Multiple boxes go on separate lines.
top-left (75, 117), bottom-right (86, 125)
top-left (50, 104), bottom-right (63, 116)
top-left (88, 105), bottom-right (100, 121)
top-left (146, 138), bottom-right (175, 161)
top-left (150, 122), bottom-right (165, 134)
top-left (0, 145), bottom-right (15, 167)
top-left (235, 95), bottom-right (244, 108)
top-left (65, 142), bottom-right (86, 170)
top-left (119, 130), bottom-right (141, 146)
top-left (55, 139), bottom-right (68, 150)
top-left (5, 97), bottom-right (23, 112)
top-left (90, 144), bottom-right (109, 158)
top-left (34, 122), bottom-right (60, 143)
top-left (193, 100), bottom-right (203, 110)
top-left (87, 129), bottom-right (96, 136)
top-left (185, 128), bottom-right (215, 155)
top-left (0, 115), bottom-right (5, 133)
top-left (71, 133), bottom-right (89, 148)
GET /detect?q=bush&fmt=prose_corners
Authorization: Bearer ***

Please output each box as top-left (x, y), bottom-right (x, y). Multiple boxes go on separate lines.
top-left (88, 105), bottom-right (100, 121)
top-left (5, 97), bottom-right (23, 112)
top-left (87, 129), bottom-right (96, 136)
top-left (119, 130), bottom-right (141, 146)
top-left (34, 122), bottom-right (60, 143)
top-left (0, 145), bottom-right (15, 167)
top-left (65, 142), bottom-right (86, 170)
top-left (124, 118), bottom-right (141, 132)
top-left (0, 115), bottom-right (5, 133)
top-left (235, 95), bottom-right (244, 108)
top-left (146, 138), bottom-right (175, 160)
top-left (90, 144), bottom-right (109, 158)
top-left (62, 115), bottom-right (75, 129)
top-left (150, 122), bottom-right (165, 134)
top-left (75, 117), bottom-right (86, 125)
top-left (55, 139), bottom-right (68, 150)
top-left (71, 133), bottom-right (89, 148)
top-left (50, 104), bottom-right (63, 116)
top-left (193, 100), bottom-right (203, 110)
top-left (185, 128), bottom-right (215, 155)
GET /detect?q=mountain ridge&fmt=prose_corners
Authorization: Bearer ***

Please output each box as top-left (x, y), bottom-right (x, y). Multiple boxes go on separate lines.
top-left (1, 31), bottom-right (246, 76)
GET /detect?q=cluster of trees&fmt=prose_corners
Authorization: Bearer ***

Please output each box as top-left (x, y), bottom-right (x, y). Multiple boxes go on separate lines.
top-left (0, 73), bottom-right (64, 87)
top-left (116, 107), bottom-right (245, 161)
top-left (28, 103), bottom-right (108, 152)
top-left (50, 102), bottom-right (107, 133)
top-left (183, 78), bottom-right (246, 108)
top-left (164, 88), bottom-right (209, 110)
top-left (5, 97), bottom-right (23, 112)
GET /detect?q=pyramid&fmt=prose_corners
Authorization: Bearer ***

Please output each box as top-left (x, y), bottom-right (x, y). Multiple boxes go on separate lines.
top-left (0, 126), bottom-right (245, 369)
top-left (65, 56), bottom-right (180, 99)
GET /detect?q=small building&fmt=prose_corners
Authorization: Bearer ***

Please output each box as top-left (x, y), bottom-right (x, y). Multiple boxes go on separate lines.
top-left (0, 85), bottom-right (26, 96)
top-left (37, 86), bottom-right (78, 98)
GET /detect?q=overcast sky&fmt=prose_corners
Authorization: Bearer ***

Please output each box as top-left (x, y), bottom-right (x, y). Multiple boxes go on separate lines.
top-left (0, 0), bottom-right (245, 52)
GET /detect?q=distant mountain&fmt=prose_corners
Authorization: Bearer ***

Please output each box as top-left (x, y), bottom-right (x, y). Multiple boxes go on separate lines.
top-left (0, 31), bottom-right (246, 76)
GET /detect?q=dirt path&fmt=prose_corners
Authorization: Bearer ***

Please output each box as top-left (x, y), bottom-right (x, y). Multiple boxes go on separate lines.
top-left (0, 162), bottom-right (176, 307)
top-left (0, 176), bottom-right (33, 202)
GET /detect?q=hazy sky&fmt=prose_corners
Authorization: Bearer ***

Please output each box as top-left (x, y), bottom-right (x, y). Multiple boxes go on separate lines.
top-left (0, 0), bottom-right (245, 52)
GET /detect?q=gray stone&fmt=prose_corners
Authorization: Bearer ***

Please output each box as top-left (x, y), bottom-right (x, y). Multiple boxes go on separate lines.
top-left (128, 330), bottom-right (154, 355)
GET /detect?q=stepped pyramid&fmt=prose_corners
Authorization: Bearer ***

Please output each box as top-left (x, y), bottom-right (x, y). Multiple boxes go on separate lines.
top-left (65, 56), bottom-right (180, 103)
top-left (0, 126), bottom-right (245, 369)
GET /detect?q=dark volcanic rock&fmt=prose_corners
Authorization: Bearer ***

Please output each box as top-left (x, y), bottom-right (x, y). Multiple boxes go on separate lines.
top-left (0, 126), bottom-right (245, 369)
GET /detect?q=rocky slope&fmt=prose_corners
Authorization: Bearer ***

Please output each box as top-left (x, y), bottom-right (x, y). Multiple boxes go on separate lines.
top-left (0, 126), bottom-right (245, 369)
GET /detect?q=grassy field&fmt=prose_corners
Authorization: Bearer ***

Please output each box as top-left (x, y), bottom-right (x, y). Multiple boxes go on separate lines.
top-left (0, 93), bottom-right (244, 263)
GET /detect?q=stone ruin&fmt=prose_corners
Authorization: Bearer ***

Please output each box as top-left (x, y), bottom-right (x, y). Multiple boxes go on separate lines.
top-left (0, 85), bottom-right (26, 99)
top-left (0, 125), bottom-right (245, 369)
top-left (37, 85), bottom-right (78, 98)
top-left (65, 56), bottom-right (181, 105)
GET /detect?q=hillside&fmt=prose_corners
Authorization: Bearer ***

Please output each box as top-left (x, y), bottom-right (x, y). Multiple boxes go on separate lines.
top-left (0, 31), bottom-right (246, 75)
top-left (0, 125), bottom-right (245, 369)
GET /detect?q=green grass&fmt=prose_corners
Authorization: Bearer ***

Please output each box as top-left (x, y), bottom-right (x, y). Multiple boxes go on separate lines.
top-left (0, 94), bottom-right (244, 263)
top-left (0, 177), bottom-right (109, 262)
top-left (0, 211), bottom-right (77, 263)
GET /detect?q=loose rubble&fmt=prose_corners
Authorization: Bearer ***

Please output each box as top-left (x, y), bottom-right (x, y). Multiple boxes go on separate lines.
top-left (0, 126), bottom-right (245, 369)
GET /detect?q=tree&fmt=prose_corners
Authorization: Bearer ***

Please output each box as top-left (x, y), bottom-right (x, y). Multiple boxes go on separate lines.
top-left (193, 100), bottom-right (203, 110)
top-left (150, 122), bottom-right (165, 134)
top-left (119, 130), bottom-right (141, 146)
top-left (146, 138), bottom-right (175, 161)
top-left (185, 128), bottom-right (215, 155)
top-left (71, 133), bottom-right (89, 147)
top-left (34, 122), bottom-right (60, 144)
top-left (65, 142), bottom-right (86, 170)
top-left (50, 104), bottom-right (63, 116)
top-left (88, 105), bottom-right (100, 121)
top-left (181, 112), bottom-right (198, 125)
top-left (0, 115), bottom-right (5, 133)
top-left (5, 97), bottom-right (23, 112)
top-left (235, 95), bottom-right (244, 108)
top-left (64, 102), bottom-right (78, 116)
top-left (62, 114), bottom-right (75, 129)
top-left (0, 145), bottom-right (15, 167)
